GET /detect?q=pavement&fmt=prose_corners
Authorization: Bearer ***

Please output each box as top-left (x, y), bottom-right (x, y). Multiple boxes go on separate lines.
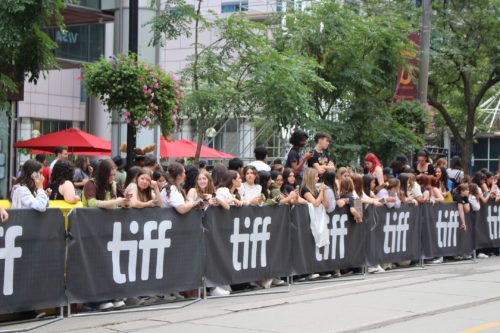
top-left (5, 256), bottom-right (500, 333)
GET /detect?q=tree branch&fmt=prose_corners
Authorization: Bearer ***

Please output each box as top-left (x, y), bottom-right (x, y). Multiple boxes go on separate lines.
top-left (472, 72), bottom-right (500, 110)
top-left (428, 81), bottom-right (464, 147)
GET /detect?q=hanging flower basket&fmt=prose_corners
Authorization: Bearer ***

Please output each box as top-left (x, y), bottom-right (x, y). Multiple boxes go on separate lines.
top-left (81, 53), bottom-right (184, 137)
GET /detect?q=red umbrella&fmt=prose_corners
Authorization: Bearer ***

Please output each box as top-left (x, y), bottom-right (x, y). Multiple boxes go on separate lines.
top-left (160, 137), bottom-right (234, 159)
top-left (28, 149), bottom-right (109, 157)
top-left (14, 128), bottom-right (111, 154)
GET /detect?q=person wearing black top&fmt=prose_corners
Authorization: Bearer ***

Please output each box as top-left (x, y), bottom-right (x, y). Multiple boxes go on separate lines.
top-left (414, 150), bottom-right (435, 176)
top-left (307, 133), bottom-right (336, 181)
top-left (285, 130), bottom-right (313, 185)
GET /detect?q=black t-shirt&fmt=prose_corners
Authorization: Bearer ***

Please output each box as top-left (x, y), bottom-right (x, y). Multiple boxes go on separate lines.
top-left (453, 193), bottom-right (469, 204)
top-left (340, 193), bottom-right (355, 207)
top-left (414, 163), bottom-right (435, 176)
top-left (286, 148), bottom-right (303, 185)
top-left (301, 186), bottom-right (318, 199)
top-left (307, 149), bottom-right (330, 181)
top-left (307, 149), bottom-right (330, 168)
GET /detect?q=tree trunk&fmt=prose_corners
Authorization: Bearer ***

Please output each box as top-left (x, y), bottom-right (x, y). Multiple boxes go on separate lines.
top-left (195, 116), bottom-right (205, 162)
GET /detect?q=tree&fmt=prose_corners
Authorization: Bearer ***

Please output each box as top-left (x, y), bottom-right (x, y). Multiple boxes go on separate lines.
top-left (151, 2), bottom-right (331, 160)
top-left (427, 0), bottom-right (500, 173)
top-left (272, 0), bottom-right (423, 164)
top-left (0, 0), bottom-right (66, 104)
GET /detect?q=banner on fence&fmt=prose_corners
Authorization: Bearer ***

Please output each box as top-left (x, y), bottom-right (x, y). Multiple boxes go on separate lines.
top-left (476, 202), bottom-right (500, 248)
top-left (204, 205), bottom-right (291, 285)
top-left (0, 209), bottom-right (66, 313)
top-left (421, 203), bottom-right (474, 257)
top-left (365, 204), bottom-right (421, 265)
top-left (66, 208), bottom-right (204, 303)
top-left (291, 205), bottom-right (366, 275)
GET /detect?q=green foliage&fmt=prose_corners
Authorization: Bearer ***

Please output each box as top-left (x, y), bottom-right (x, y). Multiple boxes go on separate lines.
top-left (274, 0), bottom-right (423, 165)
top-left (82, 54), bottom-right (182, 137)
top-left (147, 0), bottom-right (197, 47)
top-left (179, 12), bottom-right (332, 135)
top-left (0, 0), bottom-right (66, 103)
top-left (427, 0), bottom-right (500, 171)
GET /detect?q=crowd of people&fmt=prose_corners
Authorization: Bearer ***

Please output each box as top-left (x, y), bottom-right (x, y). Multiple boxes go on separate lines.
top-left (6, 129), bottom-right (500, 311)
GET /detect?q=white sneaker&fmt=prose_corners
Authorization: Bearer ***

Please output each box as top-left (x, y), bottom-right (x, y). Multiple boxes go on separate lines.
top-left (272, 278), bottom-right (286, 286)
top-left (320, 273), bottom-right (332, 279)
top-left (98, 302), bottom-right (114, 311)
top-left (305, 273), bottom-right (320, 281)
top-left (163, 294), bottom-right (177, 301)
top-left (376, 265), bottom-right (386, 273)
top-left (211, 286), bottom-right (230, 296)
top-left (333, 270), bottom-right (341, 278)
top-left (431, 257), bottom-right (443, 264)
top-left (113, 300), bottom-right (126, 308)
top-left (477, 253), bottom-right (489, 259)
top-left (367, 266), bottom-right (377, 274)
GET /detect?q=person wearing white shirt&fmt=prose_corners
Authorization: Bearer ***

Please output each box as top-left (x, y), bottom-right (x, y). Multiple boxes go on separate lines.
top-left (161, 162), bottom-right (200, 214)
top-left (377, 179), bottom-right (401, 209)
top-left (238, 166), bottom-right (263, 205)
top-left (248, 147), bottom-right (271, 172)
top-left (11, 160), bottom-right (49, 212)
top-left (49, 146), bottom-right (68, 173)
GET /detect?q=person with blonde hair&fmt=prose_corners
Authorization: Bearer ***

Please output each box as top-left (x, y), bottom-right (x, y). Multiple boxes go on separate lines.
top-left (300, 168), bottom-right (327, 207)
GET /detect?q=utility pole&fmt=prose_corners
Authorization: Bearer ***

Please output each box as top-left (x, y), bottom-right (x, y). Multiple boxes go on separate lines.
top-left (126, 0), bottom-right (139, 170)
top-left (418, 0), bottom-right (432, 129)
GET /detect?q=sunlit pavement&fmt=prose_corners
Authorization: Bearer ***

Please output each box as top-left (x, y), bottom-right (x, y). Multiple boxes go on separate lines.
top-left (8, 256), bottom-right (500, 333)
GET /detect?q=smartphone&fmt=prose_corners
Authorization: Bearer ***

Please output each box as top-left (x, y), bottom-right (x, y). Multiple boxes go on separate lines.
top-left (378, 198), bottom-right (385, 203)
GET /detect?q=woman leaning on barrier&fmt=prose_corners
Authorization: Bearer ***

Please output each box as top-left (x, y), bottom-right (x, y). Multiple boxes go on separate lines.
top-left (126, 168), bottom-right (161, 209)
top-left (452, 183), bottom-right (470, 232)
top-left (47, 159), bottom-right (80, 204)
top-left (215, 170), bottom-right (245, 207)
top-left (82, 158), bottom-right (130, 209)
top-left (187, 169), bottom-right (228, 209)
top-left (10, 160), bottom-right (49, 212)
top-left (161, 162), bottom-right (201, 214)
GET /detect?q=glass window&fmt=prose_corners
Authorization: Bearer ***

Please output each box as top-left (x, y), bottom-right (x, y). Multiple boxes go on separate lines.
top-left (221, 2), bottom-right (248, 13)
top-left (474, 160), bottom-right (488, 172)
top-left (489, 138), bottom-right (500, 160)
top-left (473, 139), bottom-right (488, 159)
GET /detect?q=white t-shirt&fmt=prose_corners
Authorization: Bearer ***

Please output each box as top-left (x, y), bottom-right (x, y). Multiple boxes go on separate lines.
top-left (447, 168), bottom-right (464, 183)
top-left (215, 187), bottom-right (236, 205)
top-left (410, 182), bottom-right (423, 198)
top-left (238, 182), bottom-right (262, 202)
top-left (324, 188), bottom-right (336, 213)
top-left (161, 185), bottom-right (185, 208)
top-left (248, 160), bottom-right (271, 172)
top-left (49, 158), bottom-right (60, 172)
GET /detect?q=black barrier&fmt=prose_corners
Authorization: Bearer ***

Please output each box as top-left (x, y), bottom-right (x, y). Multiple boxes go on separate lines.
top-left (66, 208), bottom-right (204, 304)
top-left (365, 204), bottom-right (422, 265)
top-left (421, 203), bottom-right (474, 258)
top-left (291, 205), bottom-right (366, 274)
top-left (203, 205), bottom-right (291, 285)
top-left (0, 209), bottom-right (66, 313)
top-left (2, 202), bottom-right (500, 315)
top-left (476, 202), bottom-right (500, 249)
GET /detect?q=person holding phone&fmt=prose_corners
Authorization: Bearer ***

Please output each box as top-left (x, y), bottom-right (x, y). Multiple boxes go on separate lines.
top-left (10, 160), bottom-right (49, 211)
top-left (82, 158), bottom-right (130, 209)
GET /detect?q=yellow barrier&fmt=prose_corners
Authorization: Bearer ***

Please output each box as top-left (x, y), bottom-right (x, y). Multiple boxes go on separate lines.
top-left (0, 200), bottom-right (83, 229)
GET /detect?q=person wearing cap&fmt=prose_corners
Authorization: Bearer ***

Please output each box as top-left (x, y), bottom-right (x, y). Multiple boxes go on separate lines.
top-left (112, 155), bottom-right (127, 188)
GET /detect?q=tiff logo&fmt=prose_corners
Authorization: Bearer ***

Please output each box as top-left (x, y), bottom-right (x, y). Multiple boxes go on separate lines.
top-left (0, 226), bottom-right (23, 296)
top-left (383, 212), bottom-right (410, 254)
top-left (436, 210), bottom-right (459, 248)
top-left (316, 214), bottom-right (348, 261)
top-left (230, 217), bottom-right (271, 271)
top-left (107, 221), bottom-right (172, 284)
top-left (486, 205), bottom-right (500, 240)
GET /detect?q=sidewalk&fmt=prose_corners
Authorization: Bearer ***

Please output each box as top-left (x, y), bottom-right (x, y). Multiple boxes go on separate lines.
top-left (6, 256), bottom-right (500, 333)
